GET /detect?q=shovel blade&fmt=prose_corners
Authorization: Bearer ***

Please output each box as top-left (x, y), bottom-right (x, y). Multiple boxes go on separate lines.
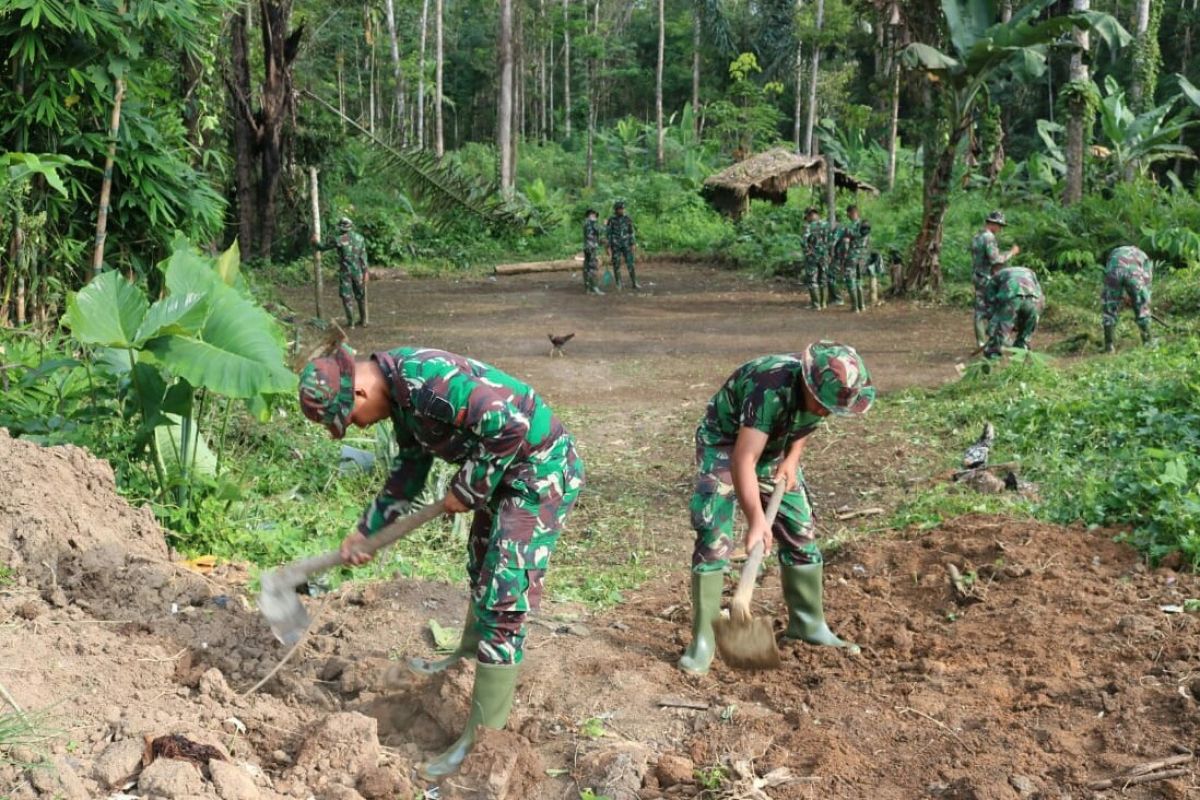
top-left (258, 572), bottom-right (310, 645)
top-left (713, 614), bottom-right (780, 671)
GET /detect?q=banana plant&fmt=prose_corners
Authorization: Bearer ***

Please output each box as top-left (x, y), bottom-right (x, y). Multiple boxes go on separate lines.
top-left (1096, 76), bottom-right (1198, 181)
top-left (62, 239), bottom-right (296, 513)
top-left (897, 0), bottom-right (1129, 292)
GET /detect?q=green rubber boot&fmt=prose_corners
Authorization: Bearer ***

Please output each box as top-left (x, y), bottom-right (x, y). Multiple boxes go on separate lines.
top-left (630, 266), bottom-right (641, 290)
top-left (420, 662), bottom-right (518, 780)
top-left (807, 288), bottom-right (821, 310)
top-left (854, 286), bottom-right (865, 312)
top-left (678, 571), bottom-right (724, 674)
top-left (1137, 318), bottom-right (1153, 346)
top-left (780, 563), bottom-right (859, 654)
top-left (818, 285), bottom-right (828, 310)
top-left (1103, 324), bottom-right (1116, 353)
top-left (409, 604), bottom-right (482, 675)
top-left (973, 316), bottom-right (988, 349)
top-left (828, 282), bottom-right (843, 305)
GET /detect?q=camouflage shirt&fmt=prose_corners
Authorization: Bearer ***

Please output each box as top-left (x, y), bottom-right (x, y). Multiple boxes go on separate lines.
top-left (986, 266), bottom-right (1043, 306)
top-left (831, 223), bottom-right (853, 264)
top-left (847, 222), bottom-right (870, 267)
top-left (804, 220), bottom-right (831, 265)
top-left (1106, 245), bottom-right (1152, 280)
top-left (971, 229), bottom-right (1008, 282)
top-left (357, 348), bottom-right (567, 534)
top-left (696, 355), bottom-right (825, 460)
top-left (606, 214), bottom-right (636, 249)
top-left (316, 231), bottom-right (368, 277)
top-left (583, 218), bottom-right (601, 254)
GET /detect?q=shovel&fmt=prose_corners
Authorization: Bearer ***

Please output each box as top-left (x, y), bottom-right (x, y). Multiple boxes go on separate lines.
top-left (713, 481), bottom-right (786, 671)
top-left (258, 499), bottom-right (447, 645)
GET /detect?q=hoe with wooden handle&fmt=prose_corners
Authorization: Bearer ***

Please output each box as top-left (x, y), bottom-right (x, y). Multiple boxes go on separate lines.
top-left (713, 481), bottom-right (785, 671)
top-left (257, 499), bottom-right (447, 645)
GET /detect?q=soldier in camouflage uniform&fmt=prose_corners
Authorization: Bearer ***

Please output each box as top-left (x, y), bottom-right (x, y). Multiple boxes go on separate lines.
top-left (838, 206), bottom-right (871, 313)
top-left (1101, 245), bottom-right (1153, 352)
top-left (298, 344), bottom-right (584, 778)
top-left (582, 209), bottom-right (604, 295)
top-left (605, 200), bottom-right (639, 290)
top-left (983, 265), bottom-right (1044, 359)
top-left (802, 208), bottom-right (832, 310)
top-left (678, 342), bottom-right (876, 675)
top-left (970, 211), bottom-right (1020, 347)
top-left (312, 217), bottom-right (369, 328)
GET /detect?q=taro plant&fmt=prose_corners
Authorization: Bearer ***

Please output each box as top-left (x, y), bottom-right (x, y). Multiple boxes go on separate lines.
top-left (62, 238), bottom-right (296, 521)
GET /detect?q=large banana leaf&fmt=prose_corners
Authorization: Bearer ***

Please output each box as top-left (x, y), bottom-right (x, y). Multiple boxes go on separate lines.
top-left (144, 282), bottom-right (297, 399)
top-left (303, 90), bottom-right (528, 232)
top-left (62, 271), bottom-right (148, 348)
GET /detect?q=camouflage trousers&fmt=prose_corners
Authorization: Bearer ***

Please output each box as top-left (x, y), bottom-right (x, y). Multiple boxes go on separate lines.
top-left (1101, 265), bottom-right (1152, 327)
top-left (611, 245), bottom-right (635, 283)
top-left (338, 265), bottom-right (366, 322)
top-left (466, 434), bottom-right (585, 664)
top-left (689, 445), bottom-right (821, 574)
top-left (803, 259), bottom-right (828, 293)
top-left (972, 271), bottom-right (991, 325)
top-left (843, 259), bottom-right (867, 292)
top-left (985, 296), bottom-right (1043, 358)
top-left (827, 259), bottom-right (846, 289)
top-left (583, 249), bottom-right (600, 291)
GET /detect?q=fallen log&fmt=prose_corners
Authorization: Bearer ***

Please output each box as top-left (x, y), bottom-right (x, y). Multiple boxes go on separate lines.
top-left (494, 257), bottom-right (583, 276)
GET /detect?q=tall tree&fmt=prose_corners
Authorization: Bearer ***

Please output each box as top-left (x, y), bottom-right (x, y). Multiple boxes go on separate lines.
top-left (384, 0), bottom-right (405, 142)
top-left (899, 0), bottom-right (1127, 292)
top-left (803, 0), bottom-right (825, 154)
top-left (418, 0), bottom-right (430, 148)
top-left (498, 0), bottom-right (516, 192)
top-left (656, 0), bottom-right (665, 167)
top-left (1129, 0), bottom-right (1159, 111)
top-left (1063, 0), bottom-right (1090, 204)
top-left (693, 11), bottom-right (702, 132)
top-left (564, 0), bottom-right (573, 139)
top-left (792, 0), bottom-right (805, 152)
top-left (435, 0), bottom-right (445, 155)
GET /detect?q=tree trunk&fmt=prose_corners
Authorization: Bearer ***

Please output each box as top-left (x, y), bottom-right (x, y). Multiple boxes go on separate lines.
top-left (435, 0), bottom-right (445, 155)
top-left (1063, 0), bottom-right (1090, 205)
top-left (367, 43), bottom-right (376, 137)
top-left (904, 121), bottom-right (967, 293)
top-left (417, 0), bottom-right (429, 147)
top-left (563, 0), bottom-right (572, 139)
top-left (886, 47), bottom-right (900, 191)
top-left (1129, 0), bottom-right (1152, 109)
top-left (384, 0), bottom-right (404, 142)
top-left (229, 10), bottom-right (257, 255)
top-left (180, 50), bottom-right (204, 151)
top-left (585, 0), bottom-right (597, 186)
top-left (549, 26), bottom-right (555, 138)
top-left (337, 51), bottom-right (346, 124)
top-left (498, 0), bottom-right (515, 193)
top-left (792, 0), bottom-right (804, 153)
top-left (692, 9), bottom-right (701, 132)
top-left (309, 167), bottom-right (324, 319)
top-left (255, 0), bottom-right (298, 261)
top-left (803, 0), bottom-right (824, 155)
top-left (513, 1), bottom-right (523, 177)
top-left (655, 0), bottom-right (665, 168)
top-left (823, 150), bottom-right (836, 224)
top-left (92, 79), bottom-right (125, 278)
top-left (1000, 0), bottom-right (1012, 22)
top-left (539, 0), bottom-right (548, 141)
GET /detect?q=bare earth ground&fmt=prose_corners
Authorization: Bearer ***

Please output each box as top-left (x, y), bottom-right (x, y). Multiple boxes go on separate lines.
top-left (1, 262), bottom-right (1197, 800)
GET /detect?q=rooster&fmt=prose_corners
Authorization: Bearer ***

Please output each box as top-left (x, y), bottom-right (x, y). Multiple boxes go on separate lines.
top-left (962, 421), bottom-right (994, 470)
top-left (548, 332), bottom-right (576, 358)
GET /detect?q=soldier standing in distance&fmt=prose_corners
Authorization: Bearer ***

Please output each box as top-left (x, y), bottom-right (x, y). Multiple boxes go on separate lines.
top-left (970, 211), bottom-right (1020, 347)
top-left (605, 200), bottom-right (639, 290)
top-left (312, 216), bottom-right (370, 328)
top-left (582, 209), bottom-right (604, 295)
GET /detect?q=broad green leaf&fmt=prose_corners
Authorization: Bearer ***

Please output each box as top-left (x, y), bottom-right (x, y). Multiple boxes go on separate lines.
top-left (144, 285), bottom-right (297, 399)
top-left (1176, 74), bottom-right (1200, 110)
top-left (155, 414), bottom-right (218, 480)
top-left (164, 245), bottom-right (221, 297)
top-left (942, 0), bottom-right (994, 58)
top-left (901, 43), bottom-right (962, 73)
top-left (215, 240), bottom-right (241, 287)
top-left (161, 380), bottom-right (195, 417)
top-left (133, 292), bottom-right (209, 345)
top-left (63, 271), bottom-right (147, 348)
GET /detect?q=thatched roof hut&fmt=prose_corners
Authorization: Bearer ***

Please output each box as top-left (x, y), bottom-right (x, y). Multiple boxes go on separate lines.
top-left (702, 149), bottom-right (880, 218)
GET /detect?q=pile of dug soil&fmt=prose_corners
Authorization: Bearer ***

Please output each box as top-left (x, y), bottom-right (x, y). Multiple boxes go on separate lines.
top-left (2, 430), bottom-right (1197, 799)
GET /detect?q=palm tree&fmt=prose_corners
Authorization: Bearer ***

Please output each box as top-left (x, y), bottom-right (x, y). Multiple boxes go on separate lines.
top-left (898, 0), bottom-right (1128, 292)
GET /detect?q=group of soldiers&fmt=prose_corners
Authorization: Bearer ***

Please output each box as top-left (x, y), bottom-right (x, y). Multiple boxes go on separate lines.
top-left (799, 204), bottom-right (881, 313)
top-left (970, 209), bottom-right (1156, 357)
top-left (298, 336), bottom-right (872, 781)
top-left (582, 200), bottom-right (639, 293)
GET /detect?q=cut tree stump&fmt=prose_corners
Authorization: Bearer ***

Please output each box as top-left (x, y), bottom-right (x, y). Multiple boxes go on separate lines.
top-left (494, 257), bottom-right (583, 275)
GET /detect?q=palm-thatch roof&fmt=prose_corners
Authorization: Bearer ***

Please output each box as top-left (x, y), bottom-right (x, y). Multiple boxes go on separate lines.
top-left (702, 149), bottom-right (879, 218)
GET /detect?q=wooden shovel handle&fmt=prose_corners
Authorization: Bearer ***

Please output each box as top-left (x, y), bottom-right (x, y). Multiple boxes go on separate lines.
top-left (729, 481), bottom-right (786, 621)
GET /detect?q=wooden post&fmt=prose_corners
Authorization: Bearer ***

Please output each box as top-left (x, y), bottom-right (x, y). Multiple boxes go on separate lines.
top-left (309, 167), bottom-right (324, 319)
top-left (92, 78), bottom-right (126, 278)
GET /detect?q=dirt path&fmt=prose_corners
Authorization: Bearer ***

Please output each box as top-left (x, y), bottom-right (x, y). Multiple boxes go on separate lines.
top-left (0, 264), bottom-right (1195, 800)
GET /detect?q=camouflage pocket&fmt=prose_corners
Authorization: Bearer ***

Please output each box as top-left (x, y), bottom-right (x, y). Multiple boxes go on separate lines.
top-left (478, 532), bottom-right (558, 613)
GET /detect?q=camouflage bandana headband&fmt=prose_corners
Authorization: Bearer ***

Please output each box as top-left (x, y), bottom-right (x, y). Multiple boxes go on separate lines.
top-left (801, 341), bottom-right (875, 416)
top-left (298, 343), bottom-right (357, 439)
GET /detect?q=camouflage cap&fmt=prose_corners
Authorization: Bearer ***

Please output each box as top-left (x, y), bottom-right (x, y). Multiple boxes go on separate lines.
top-left (338, 217), bottom-right (353, 229)
top-left (986, 210), bottom-right (1007, 226)
top-left (298, 343), bottom-right (357, 439)
top-left (801, 341), bottom-right (875, 416)
top-left (613, 199), bottom-right (626, 209)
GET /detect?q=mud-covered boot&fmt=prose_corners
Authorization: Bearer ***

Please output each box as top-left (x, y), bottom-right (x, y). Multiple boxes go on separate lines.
top-left (974, 316), bottom-right (988, 349)
top-left (807, 288), bottom-right (821, 310)
top-left (1103, 324), bottom-right (1116, 353)
top-left (1137, 318), bottom-right (1153, 346)
top-left (780, 563), bottom-right (859, 653)
top-left (420, 662), bottom-right (518, 780)
top-left (630, 266), bottom-right (641, 290)
top-left (853, 286), bottom-right (865, 312)
top-left (818, 285), bottom-right (828, 310)
top-left (409, 604), bottom-right (481, 675)
top-left (678, 571), bottom-right (723, 674)
top-left (356, 297), bottom-right (368, 327)
top-left (828, 282), bottom-right (843, 306)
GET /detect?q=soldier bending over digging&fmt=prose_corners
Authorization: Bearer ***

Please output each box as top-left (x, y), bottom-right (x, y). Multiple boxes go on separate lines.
top-left (298, 344), bottom-right (585, 778)
top-left (679, 342), bottom-right (875, 674)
